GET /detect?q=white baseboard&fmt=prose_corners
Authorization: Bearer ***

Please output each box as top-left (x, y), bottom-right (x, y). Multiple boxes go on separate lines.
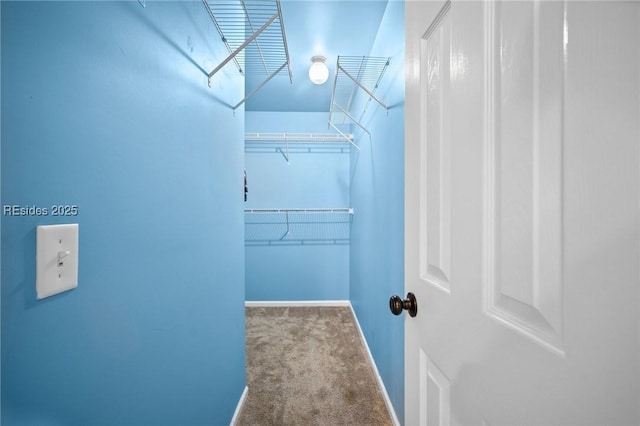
top-left (245, 300), bottom-right (351, 307)
top-left (348, 302), bottom-right (401, 426)
top-left (230, 385), bottom-right (248, 426)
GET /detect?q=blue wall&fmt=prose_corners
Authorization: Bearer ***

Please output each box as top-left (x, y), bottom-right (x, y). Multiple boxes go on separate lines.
top-left (349, 1), bottom-right (405, 423)
top-left (1, 2), bottom-right (246, 425)
top-left (244, 112), bottom-right (350, 301)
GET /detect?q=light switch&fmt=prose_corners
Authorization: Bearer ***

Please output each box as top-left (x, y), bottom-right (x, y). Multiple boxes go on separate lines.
top-left (36, 224), bottom-right (79, 300)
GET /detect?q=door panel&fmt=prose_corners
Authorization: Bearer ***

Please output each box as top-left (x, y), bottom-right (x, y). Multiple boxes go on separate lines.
top-left (421, 0), bottom-right (452, 293)
top-left (420, 349), bottom-right (451, 426)
top-left (405, 1), bottom-right (640, 425)
top-left (484, 0), bottom-right (565, 356)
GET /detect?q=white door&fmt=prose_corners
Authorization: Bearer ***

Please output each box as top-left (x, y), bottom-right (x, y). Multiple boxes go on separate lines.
top-left (403, 1), bottom-right (640, 425)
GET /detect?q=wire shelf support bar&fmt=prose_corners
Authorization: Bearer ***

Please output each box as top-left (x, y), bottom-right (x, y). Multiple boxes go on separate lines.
top-left (333, 102), bottom-right (370, 137)
top-left (338, 63), bottom-right (388, 110)
top-left (241, 1), bottom-right (270, 76)
top-left (233, 62), bottom-right (287, 112)
top-left (328, 122), bottom-right (360, 151)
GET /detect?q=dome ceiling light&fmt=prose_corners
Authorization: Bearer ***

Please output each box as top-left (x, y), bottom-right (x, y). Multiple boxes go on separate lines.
top-left (308, 55), bottom-right (329, 85)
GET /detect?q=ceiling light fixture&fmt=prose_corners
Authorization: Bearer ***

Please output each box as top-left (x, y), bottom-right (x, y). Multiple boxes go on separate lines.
top-left (308, 55), bottom-right (329, 85)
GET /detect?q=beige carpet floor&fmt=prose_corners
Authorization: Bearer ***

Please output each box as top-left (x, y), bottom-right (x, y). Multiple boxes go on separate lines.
top-left (237, 306), bottom-right (394, 426)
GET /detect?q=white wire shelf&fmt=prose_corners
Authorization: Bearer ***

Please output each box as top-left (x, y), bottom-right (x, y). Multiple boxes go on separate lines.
top-left (245, 133), bottom-right (354, 144)
top-left (329, 55), bottom-right (391, 136)
top-left (244, 208), bottom-right (353, 245)
top-left (202, 0), bottom-right (292, 112)
top-left (245, 133), bottom-right (356, 162)
top-left (245, 208), bottom-right (354, 214)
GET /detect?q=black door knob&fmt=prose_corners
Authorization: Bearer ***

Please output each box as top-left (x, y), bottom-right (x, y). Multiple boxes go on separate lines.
top-left (389, 292), bottom-right (418, 317)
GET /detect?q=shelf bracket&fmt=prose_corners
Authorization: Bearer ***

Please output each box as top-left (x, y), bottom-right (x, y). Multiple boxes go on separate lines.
top-left (279, 211), bottom-right (290, 240)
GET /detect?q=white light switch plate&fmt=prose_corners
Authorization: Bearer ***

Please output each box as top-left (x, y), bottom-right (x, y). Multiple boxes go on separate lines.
top-left (36, 224), bottom-right (79, 300)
